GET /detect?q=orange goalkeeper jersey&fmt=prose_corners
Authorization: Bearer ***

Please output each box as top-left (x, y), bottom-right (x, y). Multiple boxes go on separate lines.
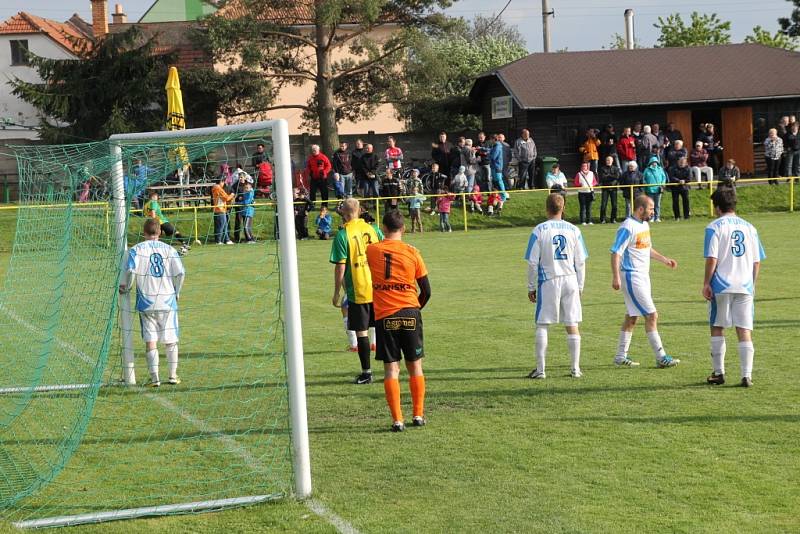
top-left (366, 239), bottom-right (427, 320)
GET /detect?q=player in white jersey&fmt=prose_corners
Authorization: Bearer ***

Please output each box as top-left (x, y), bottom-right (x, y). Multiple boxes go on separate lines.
top-left (119, 219), bottom-right (185, 387)
top-left (703, 186), bottom-right (765, 387)
top-left (609, 195), bottom-right (680, 368)
top-left (524, 194), bottom-right (588, 379)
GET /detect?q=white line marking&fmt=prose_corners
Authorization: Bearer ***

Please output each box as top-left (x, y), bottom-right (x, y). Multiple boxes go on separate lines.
top-left (1, 304), bottom-right (360, 534)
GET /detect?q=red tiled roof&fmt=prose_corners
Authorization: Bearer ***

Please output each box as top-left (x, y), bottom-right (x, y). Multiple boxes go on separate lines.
top-left (0, 12), bottom-right (91, 55)
top-left (471, 44), bottom-right (800, 109)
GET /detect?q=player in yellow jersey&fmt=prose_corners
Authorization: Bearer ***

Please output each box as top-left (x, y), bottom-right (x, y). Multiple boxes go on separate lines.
top-left (330, 198), bottom-right (384, 384)
top-left (366, 210), bottom-right (431, 432)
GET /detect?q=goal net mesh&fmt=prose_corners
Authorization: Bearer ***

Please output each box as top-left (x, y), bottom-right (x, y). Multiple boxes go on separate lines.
top-left (0, 125), bottom-right (293, 527)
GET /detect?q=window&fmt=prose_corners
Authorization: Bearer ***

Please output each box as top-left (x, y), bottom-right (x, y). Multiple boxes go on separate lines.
top-left (10, 40), bottom-right (30, 66)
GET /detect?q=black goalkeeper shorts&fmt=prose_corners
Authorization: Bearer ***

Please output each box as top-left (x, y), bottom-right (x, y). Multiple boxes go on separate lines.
top-left (347, 302), bottom-right (374, 332)
top-left (376, 308), bottom-right (424, 363)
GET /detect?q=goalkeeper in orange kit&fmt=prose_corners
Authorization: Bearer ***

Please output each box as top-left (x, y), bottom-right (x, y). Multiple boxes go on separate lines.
top-left (366, 210), bottom-right (431, 432)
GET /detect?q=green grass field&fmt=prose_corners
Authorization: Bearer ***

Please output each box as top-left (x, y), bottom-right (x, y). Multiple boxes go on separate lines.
top-left (0, 184), bottom-right (799, 533)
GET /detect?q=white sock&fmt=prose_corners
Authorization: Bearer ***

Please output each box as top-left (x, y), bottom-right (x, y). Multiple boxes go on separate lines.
top-left (369, 327), bottom-right (376, 345)
top-left (647, 331), bottom-right (667, 360)
top-left (347, 329), bottom-right (357, 347)
top-left (615, 331), bottom-right (633, 359)
top-left (567, 334), bottom-right (581, 372)
top-left (166, 343), bottom-right (178, 379)
top-left (738, 341), bottom-right (754, 379)
top-left (146, 348), bottom-right (159, 382)
top-left (535, 326), bottom-right (548, 373)
top-left (710, 336), bottom-right (726, 375)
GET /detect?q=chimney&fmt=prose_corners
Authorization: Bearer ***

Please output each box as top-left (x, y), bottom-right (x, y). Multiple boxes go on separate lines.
top-left (112, 4), bottom-right (127, 24)
top-left (91, 0), bottom-right (108, 38)
top-left (624, 9), bottom-right (635, 50)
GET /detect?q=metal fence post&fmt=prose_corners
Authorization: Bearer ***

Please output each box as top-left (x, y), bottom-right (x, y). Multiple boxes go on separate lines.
top-left (791, 177), bottom-right (795, 213)
top-left (462, 192), bottom-right (468, 232)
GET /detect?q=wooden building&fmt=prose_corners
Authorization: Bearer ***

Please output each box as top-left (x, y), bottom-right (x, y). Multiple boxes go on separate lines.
top-left (469, 44), bottom-right (800, 176)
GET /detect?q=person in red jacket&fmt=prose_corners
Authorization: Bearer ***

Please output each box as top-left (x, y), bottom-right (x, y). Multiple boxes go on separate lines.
top-left (616, 127), bottom-right (637, 172)
top-left (306, 144), bottom-right (333, 208)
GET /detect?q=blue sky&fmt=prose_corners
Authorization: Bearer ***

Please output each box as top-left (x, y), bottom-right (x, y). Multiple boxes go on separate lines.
top-left (0, 0), bottom-right (793, 52)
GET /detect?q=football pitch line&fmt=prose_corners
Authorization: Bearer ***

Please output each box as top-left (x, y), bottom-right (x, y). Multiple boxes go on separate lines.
top-left (0, 303), bottom-right (360, 533)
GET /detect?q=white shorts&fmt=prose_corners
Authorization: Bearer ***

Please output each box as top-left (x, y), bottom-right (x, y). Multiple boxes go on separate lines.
top-left (140, 310), bottom-right (179, 344)
top-left (710, 293), bottom-right (753, 330)
top-left (621, 271), bottom-right (656, 317)
top-left (535, 276), bottom-right (582, 326)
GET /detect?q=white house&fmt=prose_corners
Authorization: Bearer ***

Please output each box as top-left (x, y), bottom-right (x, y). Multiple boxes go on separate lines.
top-left (0, 12), bottom-right (93, 140)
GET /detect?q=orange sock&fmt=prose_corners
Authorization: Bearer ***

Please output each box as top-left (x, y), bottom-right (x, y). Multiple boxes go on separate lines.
top-left (383, 378), bottom-right (403, 423)
top-left (409, 374), bottom-right (425, 418)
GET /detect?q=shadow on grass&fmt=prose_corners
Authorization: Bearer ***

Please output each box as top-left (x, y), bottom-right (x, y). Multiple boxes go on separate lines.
top-left (554, 414), bottom-right (800, 424)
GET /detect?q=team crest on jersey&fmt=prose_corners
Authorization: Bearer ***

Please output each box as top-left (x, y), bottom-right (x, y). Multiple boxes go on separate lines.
top-left (634, 231), bottom-right (651, 249)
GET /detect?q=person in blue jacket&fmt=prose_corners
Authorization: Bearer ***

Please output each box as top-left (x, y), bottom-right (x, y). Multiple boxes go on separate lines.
top-left (489, 135), bottom-right (508, 201)
top-left (316, 205), bottom-right (333, 240)
top-left (241, 183), bottom-right (256, 243)
top-left (642, 155), bottom-right (667, 222)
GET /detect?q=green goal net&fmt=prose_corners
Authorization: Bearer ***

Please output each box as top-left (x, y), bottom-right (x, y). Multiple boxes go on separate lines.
top-left (0, 121), bottom-right (309, 528)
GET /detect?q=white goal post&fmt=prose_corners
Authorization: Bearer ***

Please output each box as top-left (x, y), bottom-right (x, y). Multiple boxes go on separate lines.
top-left (108, 119), bottom-right (312, 500)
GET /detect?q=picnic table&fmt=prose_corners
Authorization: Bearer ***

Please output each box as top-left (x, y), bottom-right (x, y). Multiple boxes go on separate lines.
top-left (148, 182), bottom-right (216, 207)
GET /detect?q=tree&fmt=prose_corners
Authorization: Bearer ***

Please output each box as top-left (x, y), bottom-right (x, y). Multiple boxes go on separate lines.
top-left (745, 25), bottom-right (798, 50)
top-left (10, 27), bottom-right (172, 143)
top-left (654, 12), bottom-right (731, 47)
top-left (779, 0), bottom-right (800, 36)
top-left (604, 32), bottom-right (642, 50)
top-left (394, 19), bottom-right (527, 132)
top-left (201, 0), bottom-right (453, 155)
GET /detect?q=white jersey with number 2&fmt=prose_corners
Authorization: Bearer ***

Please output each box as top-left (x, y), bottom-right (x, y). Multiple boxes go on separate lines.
top-left (524, 220), bottom-right (588, 291)
top-left (125, 240), bottom-right (185, 312)
top-left (704, 215), bottom-right (765, 295)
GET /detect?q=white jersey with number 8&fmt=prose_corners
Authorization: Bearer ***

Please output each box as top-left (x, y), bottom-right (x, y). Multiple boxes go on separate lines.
top-left (125, 240), bottom-right (185, 312)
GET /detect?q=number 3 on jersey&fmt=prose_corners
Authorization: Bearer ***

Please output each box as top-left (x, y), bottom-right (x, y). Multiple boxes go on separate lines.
top-left (552, 235), bottom-right (568, 260)
top-left (731, 230), bottom-right (746, 257)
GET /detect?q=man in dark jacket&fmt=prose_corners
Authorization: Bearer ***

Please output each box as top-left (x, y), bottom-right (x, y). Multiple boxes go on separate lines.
top-left (361, 143), bottom-right (380, 208)
top-left (664, 139), bottom-right (688, 171)
top-left (451, 136), bottom-right (472, 177)
top-left (476, 131), bottom-right (492, 190)
top-left (782, 122), bottom-right (800, 177)
top-left (351, 139), bottom-right (367, 195)
top-left (431, 132), bottom-right (453, 177)
top-left (332, 141), bottom-right (353, 198)
top-left (598, 124), bottom-right (619, 169)
top-left (619, 161), bottom-right (643, 218)
top-left (597, 155), bottom-right (620, 223)
top-left (665, 122), bottom-right (683, 145)
top-left (668, 156), bottom-right (691, 220)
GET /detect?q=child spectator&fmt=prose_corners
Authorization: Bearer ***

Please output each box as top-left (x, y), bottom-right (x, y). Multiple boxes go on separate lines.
top-left (219, 163), bottom-right (234, 189)
top-left (468, 185), bottom-right (484, 214)
top-left (406, 168), bottom-right (423, 198)
top-left (435, 187), bottom-right (456, 232)
top-left (486, 191), bottom-right (503, 216)
top-left (211, 175), bottom-right (235, 245)
top-left (316, 205), bottom-right (333, 240)
top-left (293, 188), bottom-right (313, 240)
top-left (241, 182), bottom-right (256, 243)
top-left (382, 168), bottom-right (401, 212)
top-left (718, 159), bottom-right (741, 184)
top-left (451, 165), bottom-right (468, 194)
top-left (408, 186), bottom-right (425, 233)
top-left (143, 191), bottom-right (189, 255)
top-left (574, 161), bottom-right (597, 225)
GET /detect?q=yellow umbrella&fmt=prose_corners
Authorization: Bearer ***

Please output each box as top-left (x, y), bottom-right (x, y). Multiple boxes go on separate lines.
top-left (166, 66), bottom-right (185, 131)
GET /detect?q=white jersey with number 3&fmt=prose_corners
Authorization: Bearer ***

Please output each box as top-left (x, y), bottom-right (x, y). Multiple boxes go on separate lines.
top-left (704, 215), bottom-right (765, 295)
top-left (125, 240), bottom-right (185, 312)
top-left (524, 220), bottom-right (588, 291)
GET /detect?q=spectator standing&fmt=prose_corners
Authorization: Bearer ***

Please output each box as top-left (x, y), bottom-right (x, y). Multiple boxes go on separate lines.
top-left (431, 132), bottom-right (453, 178)
top-left (642, 155), bottom-right (667, 222)
top-left (241, 183), bottom-right (256, 243)
top-left (382, 169), bottom-right (401, 212)
top-left (436, 188), bottom-right (456, 232)
top-left (664, 122), bottom-right (683, 145)
top-left (351, 139), bottom-right (367, 196)
top-left (632, 121), bottom-right (646, 170)
top-left (489, 135), bottom-right (509, 200)
top-left (211, 175), bottom-right (235, 245)
top-left (251, 143), bottom-right (267, 172)
top-left (599, 124), bottom-right (619, 169)
top-left (362, 143), bottom-right (381, 202)
top-left (406, 169), bottom-right (423, 199)
top-left (664, 139), bottom-right (688, 171)
top-left (230, 167), bottom-right (253, 243)
top-left (545, 163), bottom-right (568, 194)
top-left (719, 159), bottom-right (741, 183)
top-left (782, 122), bottom-right (800, 177)
top-left (597, 155), bottom-right (620, 223)
top-left (652, 123), bottom-right (667, 154)
top-left (689, 142), bottom-right (714, 188)
top-left (702, 123), bottom-right (723, 170)
top-left (256, 159), bottom-right (273, 198)
top-left (573, 161), bottom-right (597, 225)
top-left (764, 128), bottom-right (783, 185)
top-left (497, 133), bottom-right (513, 185)
top-left (514, 129), bottom-right (538, 189)
top-left (408, 187), bottom-right (425, 232)
top-left (305, 144), bottom-right (332, 208)
top-left (385, 136), bottom-right (404, 175)
top-left (579, 128), bottom-right (601, 174)
top-left (616, 127), bottom-right (637, 172)
top-left (640, 125), bottom-right (660, 167)
top-left (293, 188), bottom-right (313, 240)
top-left (451, 137), bottom-right (472, 177)
top-left (619, 161), bottom-right (643, 218)
top-left (332, 141), bottom-right (354, 198)
top-left (476, 131), bottom-right (492, 190)
top-left (464, 138), bottom-right (479, 192)
top-left (451, 166), bottom-right (468, 194)
top-left (668, 156), bottom-right (691, 220)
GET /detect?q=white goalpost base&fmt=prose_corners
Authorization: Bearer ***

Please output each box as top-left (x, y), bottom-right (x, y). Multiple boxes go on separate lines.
top-left (12, 494), bottom-right (284, 529)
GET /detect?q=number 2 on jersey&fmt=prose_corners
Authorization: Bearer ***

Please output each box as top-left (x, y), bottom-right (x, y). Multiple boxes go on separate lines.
top-left (552, 235), bottom-right (568, 260)
top-left (731, 230), bottom-right (746, 257)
